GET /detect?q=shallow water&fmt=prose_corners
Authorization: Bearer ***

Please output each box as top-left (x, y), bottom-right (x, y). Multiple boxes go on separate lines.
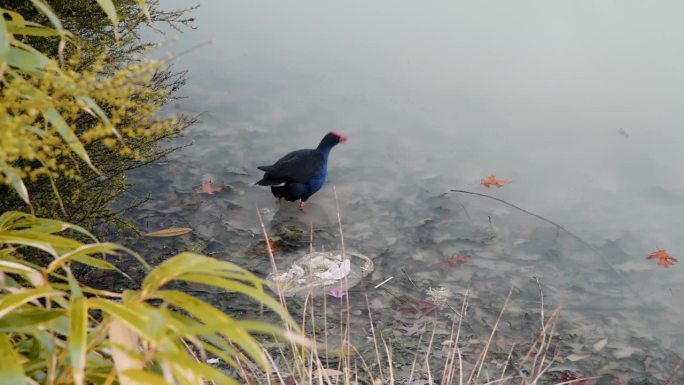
top-left (117, 0), bottom-right (684, 380)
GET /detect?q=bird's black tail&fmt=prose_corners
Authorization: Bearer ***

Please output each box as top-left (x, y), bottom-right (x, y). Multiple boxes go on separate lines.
top-left (270, 185), bottom-right (286, 199)
top-left (255, 172), bottom-right (281, 186)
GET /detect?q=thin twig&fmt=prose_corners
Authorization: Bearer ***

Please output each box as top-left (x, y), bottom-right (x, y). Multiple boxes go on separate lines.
top-left (401, 268), bottom-right (420, 290)
top-left (531, 278), bottom-right (546, 378)
top-left (662, 355), bottom-right (684, 385)
top-left (381, 337), bottom-right (395, 385)
top-left (449, 189), bottom-right (637, 296)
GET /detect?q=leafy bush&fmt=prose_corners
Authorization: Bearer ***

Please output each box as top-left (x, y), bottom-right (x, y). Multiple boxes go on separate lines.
top-left (0, 1), bottom-right (190, 225)
top-left (0, 211), bottom-right (302, 385)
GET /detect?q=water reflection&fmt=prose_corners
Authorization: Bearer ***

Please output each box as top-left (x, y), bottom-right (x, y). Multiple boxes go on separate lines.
top-left (122, 0), bottom-right (684, 378)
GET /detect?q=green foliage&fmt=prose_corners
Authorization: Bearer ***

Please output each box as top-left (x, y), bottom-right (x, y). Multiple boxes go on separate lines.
top-left (0, 211), bottom-right (302, 385)
top-left (0, 1), bottom-right (191, 226)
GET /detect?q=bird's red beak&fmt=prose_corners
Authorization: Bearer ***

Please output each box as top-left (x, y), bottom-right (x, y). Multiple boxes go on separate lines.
top-left (332, 131), bottom-right (348, 143)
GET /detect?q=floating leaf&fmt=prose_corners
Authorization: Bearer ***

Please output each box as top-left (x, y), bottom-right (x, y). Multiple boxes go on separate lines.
top-left (646, 249), bottom-right (677, 268)
top-left (144, 227), bottom-right (193, 237)
top-left (480, 174), bottom-right (512, 188)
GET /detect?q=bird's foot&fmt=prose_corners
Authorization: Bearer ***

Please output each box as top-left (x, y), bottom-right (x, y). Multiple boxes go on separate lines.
top-left (298, 201), bottom-right (305, 211)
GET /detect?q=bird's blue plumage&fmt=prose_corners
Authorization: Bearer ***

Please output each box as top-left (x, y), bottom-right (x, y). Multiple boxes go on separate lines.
top-left (256, 132), bottom-right (347, 208)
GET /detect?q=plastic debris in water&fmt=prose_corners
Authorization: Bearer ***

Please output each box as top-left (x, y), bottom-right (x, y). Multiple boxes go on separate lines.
top-left (268, 251), bottom-right (373, 297)
top-left (328, 287), bottom-right (346, 298)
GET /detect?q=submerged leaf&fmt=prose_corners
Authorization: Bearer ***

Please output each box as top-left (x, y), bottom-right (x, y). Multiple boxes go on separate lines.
top-left (195, 180), bottom-right (224, 195)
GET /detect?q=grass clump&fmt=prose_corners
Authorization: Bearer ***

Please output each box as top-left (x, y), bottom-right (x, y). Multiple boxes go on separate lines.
top-left (0, 210), bottom-right (304, 385)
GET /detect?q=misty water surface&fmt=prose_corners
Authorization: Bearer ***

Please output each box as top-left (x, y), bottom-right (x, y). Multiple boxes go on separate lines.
top-left (120, 0), bottom-right (684, 375)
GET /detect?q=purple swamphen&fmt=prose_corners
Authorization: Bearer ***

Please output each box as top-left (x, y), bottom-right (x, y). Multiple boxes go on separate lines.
top-left (256, 131), bottom-right (347, 210)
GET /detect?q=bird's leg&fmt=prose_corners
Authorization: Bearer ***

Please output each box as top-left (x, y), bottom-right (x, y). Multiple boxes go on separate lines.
top-left (298, 201), bottom-right (305, 210)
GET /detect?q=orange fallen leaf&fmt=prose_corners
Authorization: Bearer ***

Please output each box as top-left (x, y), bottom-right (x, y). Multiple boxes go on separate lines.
top-left (647, 249), bottom-right (677, 268)
top-left (195, 180), bottom-right (223, 194)
top-left (481, 174), bottom-right (511, 188)
top-left (144, 227), bottom-right (193, 237)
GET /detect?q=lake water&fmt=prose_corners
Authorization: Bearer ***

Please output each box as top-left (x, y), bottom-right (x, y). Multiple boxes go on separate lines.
top-left (119, 1), bottom-right (684, 380)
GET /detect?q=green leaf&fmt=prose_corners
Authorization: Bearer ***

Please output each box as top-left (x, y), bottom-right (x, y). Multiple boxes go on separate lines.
top-left (90, 299), bottom-right (170, 342)
top-left (48, 243), bottom-right (121, 273)
top-left (28, 0), bottom-right (64, 37)
top-left (157, 352), bottom-right (240, 385)
top-left (95, 0), bottom-right (120, 39)
top-left (0, 287), bottom-right (62, 319)
top-left (0, 13), bottom-right (9, 61)
top-left (0, 161), bottom-right (29, 205)
top-left (6, 20), bottom-right (60, 37)
top-left (43, 107), bottom-right (99, 173)
top-left (75, 95), bottom-right (120, 138)
top-left (0, 230), bottom-right (83, 251)
top-left (5, 46), bottom-right (50, 73)
top-left (0, 308), bottom-right (65, 331)
top-left (141, 252), bottom-right (255, 296)
top-left (0, 235), bottom-right (59, 257)
top-left (157, 290), bottom-right (268, 369)
top-left (68, 296), bottom-right (88, 385)
top-left (181, 274), bottom-right (294, 327)
top-left (0, 259), bottom-right (44, 286)
top-left (0, 334), bottom-right (26, 385)
top-left (120, 369), bottom-right (167, 385)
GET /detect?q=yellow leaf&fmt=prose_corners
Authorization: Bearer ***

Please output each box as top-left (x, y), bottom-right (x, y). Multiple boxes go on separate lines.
top-left (0, 161), bottom-right (29, 205)
top-left (68, 296), bottom-right (87, 385)
top-left (143, 227), bottom-right (193, 237)
top-left (95, 0), bottom-right (120, 39)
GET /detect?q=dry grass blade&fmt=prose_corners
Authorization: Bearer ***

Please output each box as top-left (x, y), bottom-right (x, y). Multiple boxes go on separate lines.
top-left (382, 336), bottom-right (395, 385)
top-left (425, 320), bottom-right (437, 385)
top-left (518, 307), bottom-right (561, 371)
top-left (365, 295), bottom-right (384, 380)
top-left (468, 287), bottom-right (513, 385)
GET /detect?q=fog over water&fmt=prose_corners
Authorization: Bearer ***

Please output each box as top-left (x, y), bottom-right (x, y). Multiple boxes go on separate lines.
top-left (130, 0), bottom-right (684, 363)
